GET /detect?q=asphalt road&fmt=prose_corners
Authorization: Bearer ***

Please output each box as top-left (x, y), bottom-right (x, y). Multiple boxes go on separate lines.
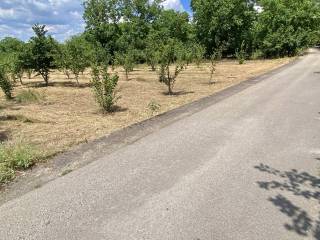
top-left (1, 49), bottom-right (320, 240)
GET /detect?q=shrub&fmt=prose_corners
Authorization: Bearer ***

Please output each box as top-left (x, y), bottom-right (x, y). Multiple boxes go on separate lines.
top-left (193, 44), bottom-right (205, 68)
top-left (183, 48), bottom-right (194, 67)
top-left (148, 100), bottom-right (161, 115)
top-left (0, 165), bottom-right (14, 184)
top-left (91, 66), bottom-right (120, 113)
top-left (115, 49), bottom-right (136, 81)
top-left (145, 43), bottom-right (160, 71)
top-left (28, 24), bottom-right (58, 86)
top-left (56, 44), bottom-right (71, 79)
top-left (0, 66), bottom-right (13, 100)
top-left (159, 64), bottom-right (184, 95)
top-left (0, 143), bottom-right (39, 184)
top-left (251, 50), bottom-right (264, 60)
top-left (0, 144), bottom-right (36, 169)
top-left (11, 55), bottom-right (24, 85)
top-left (235, 41), bottom-right (246, 64)
top-left (158, 39), bottom-right (187, 95)
top-left (65, 35), bottom-right (91, 85)
top-left (209, 48), bottom-right (222, 85)
top-left (16, 89), bottom-right (43, 103)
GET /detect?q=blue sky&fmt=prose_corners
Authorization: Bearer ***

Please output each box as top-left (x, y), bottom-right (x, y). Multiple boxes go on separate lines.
top-left (0, 0), bottom-right (191, 42)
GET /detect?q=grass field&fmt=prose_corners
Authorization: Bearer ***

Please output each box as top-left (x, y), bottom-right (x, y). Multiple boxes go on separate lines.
top-left (0, 58), bottom-right (292, 161)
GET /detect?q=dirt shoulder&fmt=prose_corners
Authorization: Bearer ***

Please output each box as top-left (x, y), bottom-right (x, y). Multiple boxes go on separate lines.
top-left (0, 58), bottom-right (294, 204)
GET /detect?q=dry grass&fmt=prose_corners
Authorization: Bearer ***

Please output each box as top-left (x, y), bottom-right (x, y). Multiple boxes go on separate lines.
top-left (0, 58), bottom-right (292, 158)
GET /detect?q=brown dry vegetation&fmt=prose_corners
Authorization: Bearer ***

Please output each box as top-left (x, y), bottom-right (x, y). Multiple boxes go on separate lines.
top-left (0, 58), bottom-right (292, 158)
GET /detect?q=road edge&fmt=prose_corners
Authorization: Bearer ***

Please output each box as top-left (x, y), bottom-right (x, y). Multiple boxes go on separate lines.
top-left (0, 56), bottom-right (302, 205)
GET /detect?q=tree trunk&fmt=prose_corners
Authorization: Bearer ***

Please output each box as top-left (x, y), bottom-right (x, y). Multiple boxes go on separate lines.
top-left (65, 70), bottom-right (70, 79)
top-left (75, 74), bottom-right (79, 86)
top-left (27, 70), bottom-right (32, 79)
top-left (125, 70), bottom-right (129, 81)
top-left (12, 74), bottom-right (17, 83)
top-left (168, 81), bottom-right (173, 95)
top-left (167, 67), bottom-right (173, 95)
top-left (41, 72), bottom-right (49, 86)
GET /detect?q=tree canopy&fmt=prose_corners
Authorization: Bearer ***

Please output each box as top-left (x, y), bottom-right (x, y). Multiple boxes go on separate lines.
top-left (191, 0), bottom-right (257, 56)
top-left (0, 0), bottom-right (319, 83)
top-left (27, 24), bottom-right (58, 85)
top-left (255, 0), bottom-right (320, 57)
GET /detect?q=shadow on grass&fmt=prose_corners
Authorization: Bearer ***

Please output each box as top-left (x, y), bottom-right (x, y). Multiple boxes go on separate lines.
top-left (199, 80), bottom-right (222, 86)
top-left (162, 90), bottom-right (195, 96)
top-left (24, 81), bottom-right (91, 88)
top-left (0, 115), bottom-right (20, 121)
top-left (94, 106), bottom-right (128, 115)
top-left (254, 163), bottom-right (320, 239)
top-left (123, 78), bottom-right (135, 81)
top-left (111, 106), bottom-right (128, 113)
top-left (135, 77), bottom-right (148, 82)
top-left (51, 81), bottom-right (91, 88)
top-left (0, 114), bottom-right (40, 123)
top-left (0, 131), bottom-right (9, 142)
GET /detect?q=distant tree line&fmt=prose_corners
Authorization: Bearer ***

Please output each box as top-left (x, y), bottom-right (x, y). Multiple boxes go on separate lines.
top-left (0, 0), bottom-right (319, 111)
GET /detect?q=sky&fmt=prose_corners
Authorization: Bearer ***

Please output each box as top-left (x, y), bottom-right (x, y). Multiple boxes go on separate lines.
top-left (0, 0), bottom-right (191, 42)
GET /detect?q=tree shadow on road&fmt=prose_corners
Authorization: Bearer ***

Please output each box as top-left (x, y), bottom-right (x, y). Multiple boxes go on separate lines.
top-left (254, 163), bottom-right (320, 239)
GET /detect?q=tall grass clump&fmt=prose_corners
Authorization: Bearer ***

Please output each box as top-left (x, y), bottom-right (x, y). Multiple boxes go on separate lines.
top-left (235, 41), bottom-right (246, 65)
top-left (0, 143), bottom-right (40, 184)
top-left (16, 89), bottom-right (44, 103)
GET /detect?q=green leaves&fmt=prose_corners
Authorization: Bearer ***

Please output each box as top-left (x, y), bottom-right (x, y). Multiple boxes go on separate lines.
top-left (0, 143), bottom-right (40, 184)
top-left (192, 0), bottom-right (256, 56)
top-left (256, 0), bottom-right (320, 57)
top-left (64, 35), bottom-right (91, 85)
top-left (28, 24), bottom-right (58, 85)
top-left (192, 0), bottom-right (320, 58)
top-left (83, 0), bottom-right (163, 60)
top-left (0, 66), bottom-right (13, 100)
top-left (235, 41), bottom-right (247, 64)
top-left (209, 47), bottom-right (223, 85)
top-left (91, 66), bottom-right (120, 113)
top-left (115, 48), bottom-right (136, 80)
top-left (0, 37), bottom-right (26, 84)
top-left (157, 38), bottom-right (189, 95)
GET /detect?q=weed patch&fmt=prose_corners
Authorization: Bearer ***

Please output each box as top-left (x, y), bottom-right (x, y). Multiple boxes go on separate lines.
top-left (16, 89), bottom-right (44, 104)
top-left (0, 143), bottom-right (41, 185)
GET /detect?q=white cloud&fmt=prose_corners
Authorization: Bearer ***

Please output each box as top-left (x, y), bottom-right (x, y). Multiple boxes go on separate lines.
top-left (0, 0), bottom-right (85, 41)
top-left (0, 0), bottom-right (186, 42)
top-left (162, 0), bottom-right (185, 11)
top-left (0, 8), bottom-right (16, 19)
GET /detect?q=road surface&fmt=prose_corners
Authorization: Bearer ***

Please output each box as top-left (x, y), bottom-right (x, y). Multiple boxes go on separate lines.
top-left (0, 49), bottom-right (320, 240)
